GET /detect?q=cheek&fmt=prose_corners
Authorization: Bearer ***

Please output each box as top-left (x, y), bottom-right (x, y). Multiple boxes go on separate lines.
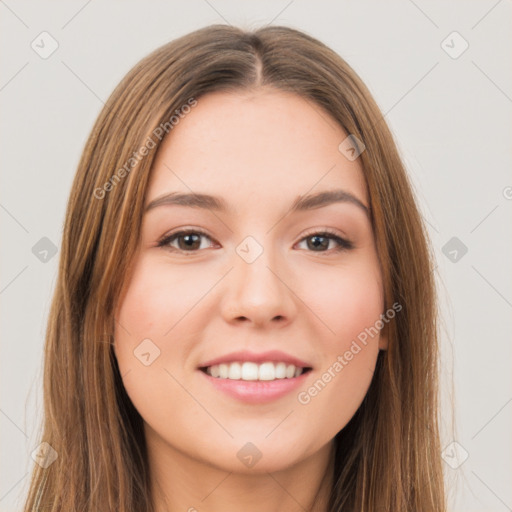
top-left (113, 257), bottom-right (197, 391)
top-left (293, 261), bottom-right (383, 428)
top-left (300, 260), bottom-right (384, 348)
top-left (113, 258), bottom-right (209, 435)
top-left (115, 256), bottom-right (210, 345)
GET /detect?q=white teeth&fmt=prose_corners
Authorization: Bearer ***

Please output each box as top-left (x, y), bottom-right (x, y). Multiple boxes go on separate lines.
top-left (241, 362), bottom-right (259, 380)
top-left (205, 362), bottom-right (307, 381)
top-left (219, 363), bottom-right (229, 379)
top-left (258, 362), bottom-right (275, 381)
top-left (275, 362), bottom-right (286, 379)
top-left (228, 362), bottom-right (242, 379)
top-left (285, 364), bottom-right (296, 379)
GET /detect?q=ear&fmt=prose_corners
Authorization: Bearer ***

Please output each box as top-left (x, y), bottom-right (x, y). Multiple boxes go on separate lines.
top-left (378, 321), bottom-right (389, 351)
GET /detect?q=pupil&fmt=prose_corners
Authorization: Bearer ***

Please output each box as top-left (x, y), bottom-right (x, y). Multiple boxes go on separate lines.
top-left (309, 235), bottom-right (328, 250)
top-left (182, 234), bottom-right (199, 249)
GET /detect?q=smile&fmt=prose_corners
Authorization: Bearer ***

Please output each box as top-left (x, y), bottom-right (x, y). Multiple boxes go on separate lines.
top-left (201, 361), bottom-right (312, 381)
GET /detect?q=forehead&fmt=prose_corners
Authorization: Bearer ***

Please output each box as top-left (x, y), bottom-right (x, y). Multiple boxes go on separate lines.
top-left (146, 89), bottom-right (368, 210)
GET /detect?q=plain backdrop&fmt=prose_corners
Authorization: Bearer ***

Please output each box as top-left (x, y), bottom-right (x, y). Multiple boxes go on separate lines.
top-left (1, 1), bottom-right (511, 511)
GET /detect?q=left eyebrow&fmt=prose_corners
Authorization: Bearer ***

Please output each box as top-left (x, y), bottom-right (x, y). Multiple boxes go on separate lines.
top-left (289, 189), bottom-right (370, 217)
top-left (144, 189), bottom-right (370, 217)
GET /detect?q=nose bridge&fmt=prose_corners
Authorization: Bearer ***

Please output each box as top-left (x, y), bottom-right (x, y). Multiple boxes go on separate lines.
top-left (222, 233), bottom-right (295, 325)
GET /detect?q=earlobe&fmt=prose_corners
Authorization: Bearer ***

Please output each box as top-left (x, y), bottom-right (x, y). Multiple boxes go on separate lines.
top-left (378, 323), bottom-right (388, 351)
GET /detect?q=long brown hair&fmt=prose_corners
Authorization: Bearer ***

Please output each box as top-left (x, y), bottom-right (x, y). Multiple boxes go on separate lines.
top-left (22, 24), bottom-right (446, 511)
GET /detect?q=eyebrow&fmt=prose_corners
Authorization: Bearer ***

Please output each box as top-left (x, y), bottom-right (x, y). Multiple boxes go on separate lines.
top-left (144, 189), bottom-right (370, 217)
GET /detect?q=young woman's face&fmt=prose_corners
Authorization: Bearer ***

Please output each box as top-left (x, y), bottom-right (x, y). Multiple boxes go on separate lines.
top-left (114, 89), bottom-right (387, 473)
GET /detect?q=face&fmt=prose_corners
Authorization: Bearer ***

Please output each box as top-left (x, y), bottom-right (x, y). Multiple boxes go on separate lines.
top-left (114, 89), bottom-right (387, 474)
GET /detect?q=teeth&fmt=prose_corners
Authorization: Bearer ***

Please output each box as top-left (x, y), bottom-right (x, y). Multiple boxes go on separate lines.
top-left (285, 364), bottom-right (296, 379)
top-left (228, 362), bottom-right (242, 379)
top-left (205, 362), bottom-right (306, 381)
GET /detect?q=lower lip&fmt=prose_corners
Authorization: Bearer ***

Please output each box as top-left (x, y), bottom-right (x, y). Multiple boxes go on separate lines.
top-left (198, 369), bottom-right (311, 404)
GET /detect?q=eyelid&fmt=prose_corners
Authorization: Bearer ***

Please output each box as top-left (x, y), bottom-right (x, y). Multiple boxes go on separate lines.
top-left (296, 227), bottom-right (354, 252)
top-left (157, 227), bottom-right (216, 250)
top-left (157, 226), bottom-right (354, 254)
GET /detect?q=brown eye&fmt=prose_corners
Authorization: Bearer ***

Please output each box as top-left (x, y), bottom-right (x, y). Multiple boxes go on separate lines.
top-left (158, 230), bottom-right (214, 252)
top-left (296, 231), bottom-right (354, 253)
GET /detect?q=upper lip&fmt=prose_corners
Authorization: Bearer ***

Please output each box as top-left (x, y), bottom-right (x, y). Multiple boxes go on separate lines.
top-left (198, 350), bottom-right (313, 369)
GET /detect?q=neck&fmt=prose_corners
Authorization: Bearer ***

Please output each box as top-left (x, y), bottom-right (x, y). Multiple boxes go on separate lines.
top-left (147, 429), bottom-right (335, 512)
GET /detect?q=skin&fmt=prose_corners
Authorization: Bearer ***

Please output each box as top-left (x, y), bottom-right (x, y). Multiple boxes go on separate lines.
top-left (114, 88), bottom-right (387, 512)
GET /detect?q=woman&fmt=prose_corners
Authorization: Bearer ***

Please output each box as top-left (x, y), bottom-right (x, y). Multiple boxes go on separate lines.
top-left (23, 24), bottom-right (446, 511)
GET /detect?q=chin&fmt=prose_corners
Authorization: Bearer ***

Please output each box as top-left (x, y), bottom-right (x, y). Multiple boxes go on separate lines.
top-left (201, 435), bottom-right (319, 475)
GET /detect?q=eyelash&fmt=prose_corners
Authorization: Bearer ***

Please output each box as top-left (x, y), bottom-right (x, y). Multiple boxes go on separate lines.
top-left (157, 227), bottom-right (354, 255)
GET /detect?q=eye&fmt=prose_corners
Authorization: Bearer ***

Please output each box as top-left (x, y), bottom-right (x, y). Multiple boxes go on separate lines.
top-left (157, 228), bottom-right (354, 255)
top-left (157, 229), bottom-right (216, 253)
top-left (296, 229), bottom-right (354, 254)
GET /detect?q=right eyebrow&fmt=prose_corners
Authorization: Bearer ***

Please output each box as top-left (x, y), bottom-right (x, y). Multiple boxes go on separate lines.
top-left (145, 192), bottom-right (229, 213)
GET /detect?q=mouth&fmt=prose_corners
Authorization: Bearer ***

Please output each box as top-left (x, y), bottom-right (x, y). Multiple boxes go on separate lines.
top-left (199, 361), bottom-right (313, 381)
top-left (197, 350), bottom-right (314, 403)
top-left (197, 352), bottom-right (314, 404)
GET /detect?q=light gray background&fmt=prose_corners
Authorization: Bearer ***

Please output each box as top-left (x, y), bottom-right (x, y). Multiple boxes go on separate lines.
top-left (1, 1), bottom-right (511, 511)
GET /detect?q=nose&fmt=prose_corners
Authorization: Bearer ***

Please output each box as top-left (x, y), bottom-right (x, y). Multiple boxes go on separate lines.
top-left (220, 244), bottom-right (297, 328)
